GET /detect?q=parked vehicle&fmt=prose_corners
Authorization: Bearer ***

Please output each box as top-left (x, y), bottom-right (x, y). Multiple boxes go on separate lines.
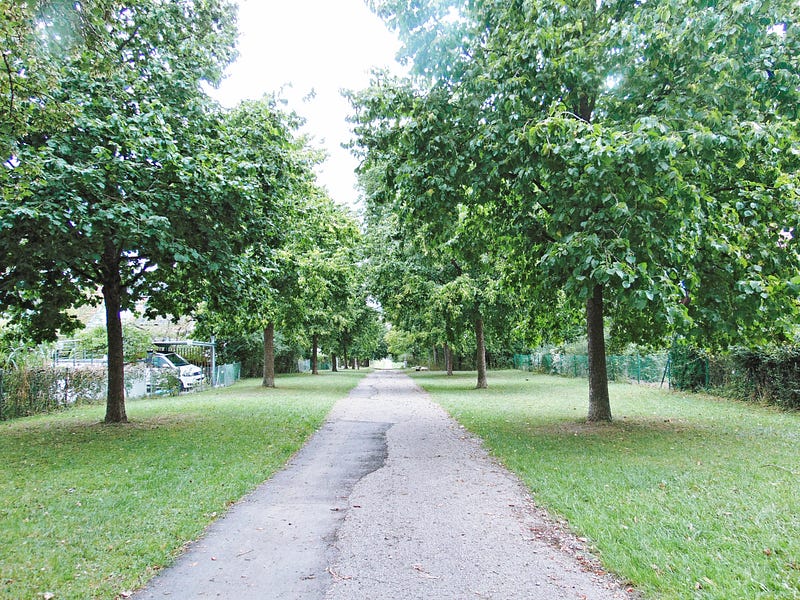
top-left (147, 351), bottom-right (205, 391)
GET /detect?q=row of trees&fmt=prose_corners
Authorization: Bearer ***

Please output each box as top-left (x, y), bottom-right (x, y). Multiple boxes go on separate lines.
top-left (351, 0), bottom-right (800, 420)
top-left (1, 1), bottom-right (383, 423)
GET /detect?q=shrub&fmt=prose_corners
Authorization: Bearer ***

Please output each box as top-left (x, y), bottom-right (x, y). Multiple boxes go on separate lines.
top-left (0, 366), bottom-right (106, 420)
top-left (725, 346), bottom-right (800, 410)
top-left (669, 342), bottom-right (709, 391)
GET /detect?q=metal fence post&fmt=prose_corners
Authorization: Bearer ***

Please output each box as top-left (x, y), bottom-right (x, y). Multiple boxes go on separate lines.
top-left (210, 336), bottom-right (217, 387)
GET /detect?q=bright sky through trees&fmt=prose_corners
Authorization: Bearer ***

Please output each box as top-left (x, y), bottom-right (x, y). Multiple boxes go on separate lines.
top-left (210, 0), bottom-right (403, 208)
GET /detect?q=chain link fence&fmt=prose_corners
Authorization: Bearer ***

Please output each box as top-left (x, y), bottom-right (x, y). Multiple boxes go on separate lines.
top-left (514, 347), bottom-right (800, 410)
top-left (513, 352), bottom-right (671, 385)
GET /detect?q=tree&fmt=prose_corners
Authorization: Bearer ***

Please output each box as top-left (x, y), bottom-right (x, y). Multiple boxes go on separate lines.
top-left (178, 97), bottom-right (314, 388)
top-left (359, 174), bottom-right (518, 386)
top-left (284, 193), bottom-right (362, 375)
top-left (0, 1), bottom-right (257, 422)
top-left (365, 0), bottom-right (800, 420)
top-left (351, 70), bottom-right (528, 388)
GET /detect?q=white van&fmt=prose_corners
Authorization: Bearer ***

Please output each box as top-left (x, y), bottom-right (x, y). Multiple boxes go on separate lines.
top-left (148, 351), bottom-right (205, 391)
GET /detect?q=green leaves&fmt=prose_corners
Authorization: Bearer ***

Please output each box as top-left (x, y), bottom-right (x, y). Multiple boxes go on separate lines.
top-left (358, 0), bottom-right (800, 359)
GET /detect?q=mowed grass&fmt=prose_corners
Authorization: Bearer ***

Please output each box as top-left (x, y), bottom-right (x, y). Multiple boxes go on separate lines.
top-left (0, 371), bottom-right (367, 600)
top-left (412, 369), bottom-right (800, 600)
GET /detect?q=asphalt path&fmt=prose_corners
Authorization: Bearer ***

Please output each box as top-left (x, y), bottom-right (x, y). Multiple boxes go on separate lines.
top-left (135, 370), bottom-right (631, 599)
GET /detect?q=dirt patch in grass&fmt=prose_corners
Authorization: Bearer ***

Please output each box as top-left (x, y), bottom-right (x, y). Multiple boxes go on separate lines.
top-left (533, 416), bottom-right (698, 438)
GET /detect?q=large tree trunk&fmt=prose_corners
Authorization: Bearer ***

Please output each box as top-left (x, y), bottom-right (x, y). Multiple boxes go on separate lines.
top-left (262, 322), bottom-right (275, 388)
top-left (311, 333), bottom-right (319, 375)
top-left (587, 284), bottom-right (612, 421)
top-left (445, 343), bottom-right (453, 376)
top-left (475, 315), bottom-right (488, 389)
top-left (102, 243), bottom-right (127, 423)
top-left (331, 353), bottom-right (338, 372)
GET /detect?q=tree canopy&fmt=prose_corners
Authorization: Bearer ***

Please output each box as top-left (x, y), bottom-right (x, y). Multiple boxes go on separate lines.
top-left (354, 0), bottom-right (800, 420)
top-left (0, 1), bottom-right (301, 421)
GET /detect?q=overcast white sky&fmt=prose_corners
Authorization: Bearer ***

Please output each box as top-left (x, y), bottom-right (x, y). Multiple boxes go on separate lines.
top-left (210, 0), bottom-right (403, 209)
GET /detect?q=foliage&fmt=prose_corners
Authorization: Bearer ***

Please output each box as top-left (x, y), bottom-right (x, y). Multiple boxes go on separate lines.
top-left (712, 346), bottom-right (800, 410)
top-left (384, 327), bottom-right (419, 361)
top-left (668, 342), bottom-right (711, 391)
top-left (415, 370), bottom-right (800, 599)
top-left (0, 366), bottom-right (106, 420)
top-left (75, 324), bottom-right (152, 362)
top-left (358, 0), bottom-right (800, 418)
top-left (1, 2), bottom-right (331, 421)
top-left (0, 373), bottom-right (367, 598)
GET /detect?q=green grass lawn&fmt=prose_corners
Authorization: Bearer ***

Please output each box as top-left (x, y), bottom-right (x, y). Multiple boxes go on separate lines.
top-left (0, 371), bottom-right (367, 600)
top-left (412, 369), bottom-right (800, 600)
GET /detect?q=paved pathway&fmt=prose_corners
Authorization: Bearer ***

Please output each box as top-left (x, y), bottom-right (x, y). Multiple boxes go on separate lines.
top-left (135, 371), bottom-right (630, 599)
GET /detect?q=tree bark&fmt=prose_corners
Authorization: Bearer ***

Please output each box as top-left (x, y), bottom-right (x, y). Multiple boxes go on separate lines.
top-left (475, 315), bottom-right (488, 389)
top-left (587, 284), bottom-right (612, 421)
top-left (102, 241), bottom-right (127, 423)
top-left (331, 353), bottom-right (338, 372)
top-left (262, 322), bottom-right (275, 388)
top-left (311, 333), bottom-right (319, 375)
top-left (445, 342), bottom-right (453, 376)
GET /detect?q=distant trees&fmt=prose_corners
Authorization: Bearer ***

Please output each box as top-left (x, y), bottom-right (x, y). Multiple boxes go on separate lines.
top-left (354, 0), bottom-right (800, 420)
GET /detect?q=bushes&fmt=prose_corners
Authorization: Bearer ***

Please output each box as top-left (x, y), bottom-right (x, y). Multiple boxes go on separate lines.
top-left (668, 343), bottom-right (710, 391)
top-left (0, 366), bottom-right (106, 420)
top-left (676, 344), bottom-right (800, 410)
top-left (74, 323), bottom-right (153, 362)
top-left (723, 347), bottom-right (800, 410)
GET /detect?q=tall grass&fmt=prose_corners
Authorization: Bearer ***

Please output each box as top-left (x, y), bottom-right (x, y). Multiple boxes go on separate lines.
top-left (413, 370), bottom-right (800, 600)
top-left (0, 371), bottom-right (367, 599)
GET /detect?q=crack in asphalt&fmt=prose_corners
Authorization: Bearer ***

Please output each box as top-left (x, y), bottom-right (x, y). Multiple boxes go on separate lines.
top-left (136, 371), bottom-right (632, 600)
top-left (135, 410), bottom-right (393, 599)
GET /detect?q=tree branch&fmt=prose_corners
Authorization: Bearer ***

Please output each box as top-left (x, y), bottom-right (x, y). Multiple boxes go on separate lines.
top-left (116, 24), bottom-right (141, 55)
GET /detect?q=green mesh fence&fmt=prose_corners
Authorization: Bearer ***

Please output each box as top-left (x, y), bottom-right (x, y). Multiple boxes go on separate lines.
top-left (214, 362), bottom-right (241, 387)
top-left (514, 352), bottom-right (670, 384)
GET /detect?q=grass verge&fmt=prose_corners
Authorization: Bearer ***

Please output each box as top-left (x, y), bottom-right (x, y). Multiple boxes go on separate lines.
top-left (0, 371), bottom-right (367, 599)
top-left (411, 369), bottom-right (800, 600)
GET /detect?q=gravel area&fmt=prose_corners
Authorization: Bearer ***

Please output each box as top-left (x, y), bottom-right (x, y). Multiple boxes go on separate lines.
top-left (135, 370), bottom-right (634, 599)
